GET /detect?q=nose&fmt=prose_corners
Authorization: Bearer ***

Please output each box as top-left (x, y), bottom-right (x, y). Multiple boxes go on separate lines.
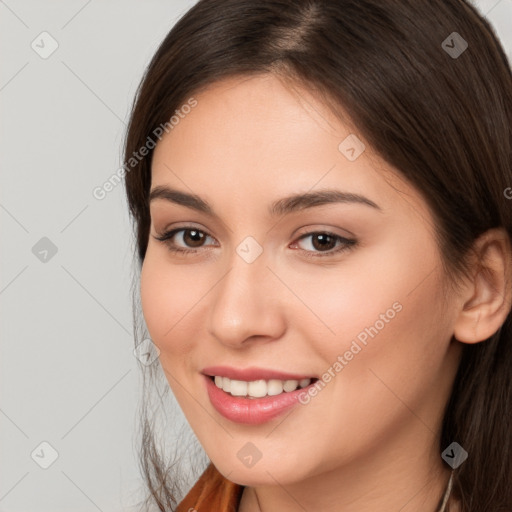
top-left (207, 250), bottom-right (287, 348)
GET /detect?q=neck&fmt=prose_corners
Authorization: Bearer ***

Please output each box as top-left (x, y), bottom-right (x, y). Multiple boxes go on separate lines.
top-left (238, 427), bottom-right (454, 512)
top-left (240, 468), bottom-right (453, 512)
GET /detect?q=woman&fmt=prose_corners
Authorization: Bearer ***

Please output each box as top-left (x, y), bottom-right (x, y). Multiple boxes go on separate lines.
top-left (123, 0), bottom-right (512, 510)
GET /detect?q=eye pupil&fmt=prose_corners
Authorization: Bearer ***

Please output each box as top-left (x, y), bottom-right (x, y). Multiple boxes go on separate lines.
top-left (312, 233), bottom-right (336, 251)
top-left (184, 229), bottom-right (205, 247)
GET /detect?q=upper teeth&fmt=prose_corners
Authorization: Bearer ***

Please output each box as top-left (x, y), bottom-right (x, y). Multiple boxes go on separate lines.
top-left (213, 376), bottom-right (312, 398)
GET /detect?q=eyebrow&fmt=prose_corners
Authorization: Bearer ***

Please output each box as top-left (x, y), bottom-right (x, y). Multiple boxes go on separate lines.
top-left (149, 185), bottom-right (382, 216)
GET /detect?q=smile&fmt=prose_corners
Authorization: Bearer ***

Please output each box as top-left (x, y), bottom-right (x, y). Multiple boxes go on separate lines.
top-left (204, 375), bottom-right (319, 425)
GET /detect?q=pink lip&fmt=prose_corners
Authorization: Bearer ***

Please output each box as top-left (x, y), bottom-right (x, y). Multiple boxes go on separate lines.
top-left (202, 365), bottom-right (316, 381)
top-left (203, 374), bottom-right (318, 425)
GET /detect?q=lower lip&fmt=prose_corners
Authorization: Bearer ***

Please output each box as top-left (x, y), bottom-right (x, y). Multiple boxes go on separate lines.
top-left (204, 374), bottom-right (315, 425)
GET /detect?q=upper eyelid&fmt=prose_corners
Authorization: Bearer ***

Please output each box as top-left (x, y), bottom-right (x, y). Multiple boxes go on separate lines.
top-left (156, 220), bottom-right (353, 237)
top-left (157, 226), bottom-right (217, 242)
top-left (157, 226), bottom-right (353, 246)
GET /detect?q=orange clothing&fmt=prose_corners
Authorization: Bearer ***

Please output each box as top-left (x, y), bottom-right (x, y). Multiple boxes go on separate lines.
top-left (176, 462), bottom-right (244, 512)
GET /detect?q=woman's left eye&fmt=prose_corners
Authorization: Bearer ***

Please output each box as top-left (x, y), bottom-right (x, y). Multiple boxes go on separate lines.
top-left (154, 227), bottom-right (356, 258)
top-left (291, 232), bottom-right (357, 258)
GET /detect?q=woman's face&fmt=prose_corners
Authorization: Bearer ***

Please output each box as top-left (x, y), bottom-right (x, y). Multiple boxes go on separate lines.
top-left (141, 74), bottom-right (462, 489)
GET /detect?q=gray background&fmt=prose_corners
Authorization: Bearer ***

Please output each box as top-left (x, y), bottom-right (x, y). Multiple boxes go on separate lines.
top-left (1, 1), bottom-right (511, 511)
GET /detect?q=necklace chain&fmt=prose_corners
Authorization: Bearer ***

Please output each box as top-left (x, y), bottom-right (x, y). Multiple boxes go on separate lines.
top-left (438, 471), bottom-right (454, 512)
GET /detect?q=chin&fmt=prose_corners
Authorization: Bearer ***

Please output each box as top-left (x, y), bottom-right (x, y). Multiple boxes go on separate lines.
top-left (220, 458), bottom-right (309, 487)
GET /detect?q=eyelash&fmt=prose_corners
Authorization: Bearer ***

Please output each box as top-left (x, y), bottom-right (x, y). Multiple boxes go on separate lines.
top-left (154, 227), bottom-right (357, 259)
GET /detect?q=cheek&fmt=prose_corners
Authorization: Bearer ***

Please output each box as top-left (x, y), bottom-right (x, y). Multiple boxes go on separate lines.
top-left (298, 238), bottom-right (450, 388)
top-left (288, 249), bottom-right (421, 355)
top-left (326, 269), bottom-right (449, 422)
top-left (140, 252), bottom-right (205, 356)
top-left (288, 266), bottom-right (451, 463)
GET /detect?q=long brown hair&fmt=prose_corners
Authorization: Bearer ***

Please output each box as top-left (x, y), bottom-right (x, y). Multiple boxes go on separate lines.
top-left (123, 1), bottom-right (512, 510)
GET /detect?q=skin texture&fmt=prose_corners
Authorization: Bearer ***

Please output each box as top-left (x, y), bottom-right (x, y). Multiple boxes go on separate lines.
top-left (140, 74), bottom-right (511, 511)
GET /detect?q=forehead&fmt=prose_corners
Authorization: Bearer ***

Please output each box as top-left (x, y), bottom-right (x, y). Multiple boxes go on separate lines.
top-left (150, 74), bottom-right (428, 222)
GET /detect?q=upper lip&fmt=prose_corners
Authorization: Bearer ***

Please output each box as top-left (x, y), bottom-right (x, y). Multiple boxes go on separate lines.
top-left (202, 365), bottom-right (317, 382)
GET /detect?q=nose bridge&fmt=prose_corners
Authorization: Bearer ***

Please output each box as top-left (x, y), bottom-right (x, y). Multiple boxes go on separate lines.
top-left (207, 243), bottom-right (286, 346)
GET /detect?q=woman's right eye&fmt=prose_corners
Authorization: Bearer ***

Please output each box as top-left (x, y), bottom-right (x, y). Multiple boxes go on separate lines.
top-left (154, 227), bottom-right (218, 254)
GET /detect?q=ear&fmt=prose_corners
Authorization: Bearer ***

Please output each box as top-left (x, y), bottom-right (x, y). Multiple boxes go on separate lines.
top-left (453, 228), bottom-right (512, 344)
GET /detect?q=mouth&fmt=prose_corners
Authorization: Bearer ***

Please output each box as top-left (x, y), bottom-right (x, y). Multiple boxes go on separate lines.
top-left (203, 374), bottom-right (320, 425)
